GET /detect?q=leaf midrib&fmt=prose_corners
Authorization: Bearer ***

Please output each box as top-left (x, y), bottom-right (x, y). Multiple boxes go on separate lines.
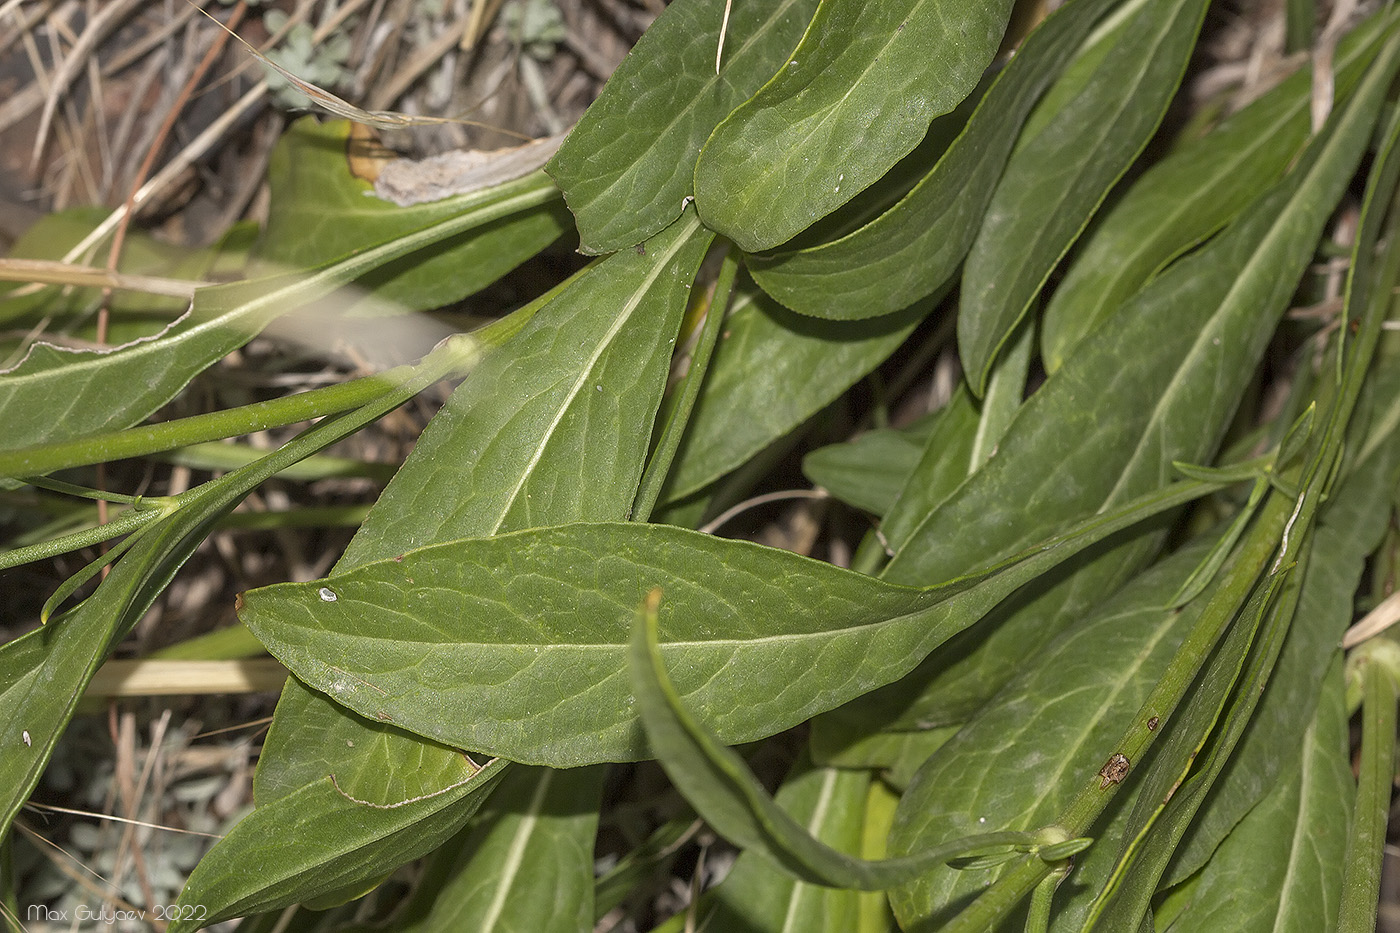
top-left (486, 211), bottom-right (703, 534)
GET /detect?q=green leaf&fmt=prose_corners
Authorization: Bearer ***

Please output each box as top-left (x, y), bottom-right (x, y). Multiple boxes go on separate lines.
top-left (238, 475), bottom-right (1223, 766)
top-left (685, 755), bottom-right (870, 933)
top-left (810, 713), bottom-right (958, 791)
top-left (1039, 8), bottom-right (1395, 372)
top-left (255, 118), bottom-right (571, 312)
top-left (693, 0), bottom-right (1015, 252)
top-left (861, 32), bottom-right (1400, 727)
top-left (1085, 77), bottom-right (1400, 930)
top-left (957, 0), bottom-right (1209, 395)
top-left (253, 681), bottom-right (486, 807)
top-left (546, 0), bottom-right (819, 254)
top-left (234, 211), bottom-right (711, 910)
top-left (341, 208), bottom-right (713, 562)
top-left (968, 316), bottom-right (1033, 471)
top-left (884, 535), bottom-right (1212, 927)
top-left (1, 342), bottom-right (462, 843)
top-left (629, 590), bottom-right (1058, 889)
top-left (1158, 657), bottom-right (1352, 933)
top-left (660, 277), bottom-right (931, 504)
top-left (633, 246), bottom-right (740, 522)
top-left (169, 760), bottom-right (508, 930)
top-left (745, 0), bottom-right (1121, 318)
top-left (1163, 410), bottom-right (1400, 884)
top-left (1165, 477), bottom-right (1267, 609)
top-left (1081, 561), bottom-right (1295, 931)
top-left (802, 410), bottom-right (941, 515)
top-left (876, 388), bottom-right (981, 555)
top-left (1337, 642), bottom-right (1400, 932)
top-left (0, 177), bottom-right (556, 456)
top-left (391, 766), bottom-right (606, 933)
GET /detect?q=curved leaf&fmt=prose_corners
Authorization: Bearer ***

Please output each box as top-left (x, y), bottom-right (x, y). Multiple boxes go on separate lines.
top-left (630, 590), bottom-right (1055, 889)
top-left (547, 0), bottom-right (819, 254)
top-left (1157, 659), bottom-right (1352, 933)
top-left (1040, 9), bottom-right (1395, 372)
top-left (957, 0), bottom-right (1209, 394)
top-left (170, 760), bottom-right (507, 931)
top-left (238, 476), bottom-right (1223, 765)
top-left (745, 0), bottom-right (1121, 318)
top-left (693, 0), bottom-right (1014, 252)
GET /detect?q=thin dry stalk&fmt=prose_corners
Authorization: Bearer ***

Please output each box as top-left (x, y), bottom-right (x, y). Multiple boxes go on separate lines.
top-left (31, 0), bottom-right (147, 171)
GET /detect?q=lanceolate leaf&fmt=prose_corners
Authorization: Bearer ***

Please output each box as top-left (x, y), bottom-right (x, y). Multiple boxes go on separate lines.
top-left (1082, 556), bottom-right (1299, 932)
top-left (958, 0), bottom-right (1209, 395)
top-left (1040, 8), bottom-right (1396, 372)
top-left (1087, 70), bottom-right (1400, 931)
top-left (1164, 409), bottom-right (1400, 885)
top-left (866, 33), bottom-right (1400, 730)
top-left (1157, 658), bottom-right (1352, 933)
top-left (169, 760), bottom-right (508, 931)
top-left (239, 476), bottom-right (1224, 766)
top-left (234, 211), bottom-right (713, 914)
top-left (343, 208), bottom-right (714, 561)
top-left (0, 176), bottom-right (557, 455)
top-left (547, 0), bottom-right (819, 254)
top-left (877, 388), bottom-right (981, 555)
top-left (694, 0), bottom-right (1015, 252)
top-left (745, 0), bottom-right (1122, 318)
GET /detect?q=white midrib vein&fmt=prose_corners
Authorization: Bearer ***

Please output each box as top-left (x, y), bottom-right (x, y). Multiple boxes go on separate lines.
top-left (1273, 719), bottom-right (1321, 930)
top-left (487, 212), bottom-right (702, 534)
top-left (780, 768), bottom-right (841, 933)
top-left (1103, 35), bottom-right (1385, 509)
top-left (479, 767), bottom-right (555, 930)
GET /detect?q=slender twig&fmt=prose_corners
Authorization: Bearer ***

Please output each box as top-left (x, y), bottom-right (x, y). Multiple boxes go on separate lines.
top-left (698, 489), bottom-right (830, 535)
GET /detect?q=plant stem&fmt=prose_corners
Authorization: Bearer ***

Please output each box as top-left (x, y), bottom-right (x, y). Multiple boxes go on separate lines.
top-left (0, 299), bottom-right (536, 479)
top-left (633, 244), bottom-right (739, 522)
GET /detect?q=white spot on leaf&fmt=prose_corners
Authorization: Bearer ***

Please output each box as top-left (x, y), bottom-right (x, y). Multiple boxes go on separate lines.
top-left (318, 587), bottom-right (338, 602)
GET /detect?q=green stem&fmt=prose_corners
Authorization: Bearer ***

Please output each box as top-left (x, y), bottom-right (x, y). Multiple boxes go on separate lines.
top-left (0, 503), bottom-right (163, 572)
top-left (1024, 863), bottom-right (1069, 933)
top-left (632, 244), bottom-right (739, 522)
top-left (0, 371), bottom-right (401, 479)
top-left (941, 492), bottom-right (1295, 933)
top-left (0, 285), bottom-right (541, 480)
top-left (20, 475), bottom-right (166, 505)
